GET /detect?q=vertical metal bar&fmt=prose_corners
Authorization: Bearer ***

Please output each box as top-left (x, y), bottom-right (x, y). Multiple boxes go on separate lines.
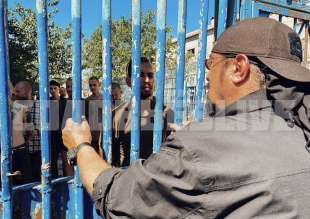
top-left (0, 1), bottom-right (12, 218)
top-left (153, 0), bottom-right (167, 153)
top-left (217, 0), bottom-right (228, 38)
top-left (304, 21), bottom-right (309, 67)
top-left (240, 0), bottom-right (252, 20)
top-left (71, 0), bottom-right (84, 217)
top-left (130, 0), bottom-right (141, 163)
top-left (194, 0), bottom-right (209, 122)
top-left (102, 0), bottom-right (112, 163)
top-left (36, 1), bottom-right (51, 218)
top-left (279, 14), bottom-right (283, 22)
top-left (293, 18), bottom-right (298, 32)
top-left (233, 0), bottom-right (240, 23)
top-left (298, 21), bottom-right (305, 35)
top-left (174, 0), bottom-right (187, 126)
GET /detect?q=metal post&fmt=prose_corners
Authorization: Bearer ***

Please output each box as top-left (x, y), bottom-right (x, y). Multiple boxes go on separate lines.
top-left (233, 0), bottom-right (240, 23)
top-left (194, 0), bottom-right (209, 122)
top-left (153, 0), bottom-right (167, 153)
top-left (130, 0), bottom-right (141, 163)
top-left (0, 0), bottom-right (12, 218)
top-left (71, 0), bottom-right (84, 217)
top-left (217, 0), bottom-right (228, 38)
top-left (36, 1), bottom-right (52, 218)
top-left (304, 21), bottom-right (309, 67)
top-left (102, 0), bottom-right (112, 163)
top-left (298, 21), bottom-right (305, 35)
top-left (294, 18), bottom-right (298, 32)
top-left (174, 0), bottom-right (187, 126)
top-left (240, 0), bottom-right (252, 20)
top-left (279, 14), bottom-right (283, 22)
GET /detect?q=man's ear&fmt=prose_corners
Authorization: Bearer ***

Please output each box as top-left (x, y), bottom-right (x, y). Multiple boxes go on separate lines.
top-left (126, 77), bottom-right (131, 88)
top-left (230, 54), bottom-right (250, 84)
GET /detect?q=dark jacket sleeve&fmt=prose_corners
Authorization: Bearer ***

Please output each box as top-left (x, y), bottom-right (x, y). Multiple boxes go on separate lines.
top-left (91, 134), bottom-right (203, 219)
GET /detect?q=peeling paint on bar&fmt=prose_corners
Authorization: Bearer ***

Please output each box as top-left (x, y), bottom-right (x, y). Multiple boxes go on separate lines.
top-left (36, 0), bottom-right (52, 218)
top-left (195, 0), bottom-right (209, 122)
top-left (217, 0), bottom-right (228, 38)
top-left (72, 0), bottom-right (81, 18)
top-left (132, 0), bottom-right (140, 26)
top-left (102, 0), bottom-right (113, 164)
top-left (175, 0), bottom-right (187, 125)
top-left (153, 0), bottom-right (167, 153)
top-left (36, 0), bottom-right (44, 14)
top-left (71, 0), bottom-right (84, 218)
top-left (130, 0), bottom-right (141, 163)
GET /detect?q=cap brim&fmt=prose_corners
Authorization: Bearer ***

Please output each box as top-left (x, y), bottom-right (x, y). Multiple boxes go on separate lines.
top-left (257, 57), bottom-right (310, 82)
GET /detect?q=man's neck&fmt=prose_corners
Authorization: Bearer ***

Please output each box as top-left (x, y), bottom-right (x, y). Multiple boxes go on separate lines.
top-left (52, 95), bottom-right (60, 100)
top-left (141, 95), bottom-right (152, 100)
top-left (91, 92), bottom-right (101, 98)
top-left (212, 89), bottom-right (268, 117)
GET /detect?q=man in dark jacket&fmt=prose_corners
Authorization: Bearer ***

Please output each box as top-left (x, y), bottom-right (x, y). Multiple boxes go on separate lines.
top-left (62, 18), bottom-right (310, 218)
top-left (112, 57), bottom-right (174, 166)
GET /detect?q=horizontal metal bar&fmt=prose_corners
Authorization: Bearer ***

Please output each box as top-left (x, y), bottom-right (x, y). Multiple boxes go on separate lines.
top-left (12, 177), bottom-right (74, 192)
top-left (255, 2), bottom-right (310, 20)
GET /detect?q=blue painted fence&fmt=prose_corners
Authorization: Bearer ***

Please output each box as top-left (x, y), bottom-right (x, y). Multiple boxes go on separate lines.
top-left (1, 0), bottom-right (310, 218)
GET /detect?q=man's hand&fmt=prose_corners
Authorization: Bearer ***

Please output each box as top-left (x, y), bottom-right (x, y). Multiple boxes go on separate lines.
top-left (62, 118), bottom-right (92, 150)
top-left (167, 121), bottom-right (191, 133)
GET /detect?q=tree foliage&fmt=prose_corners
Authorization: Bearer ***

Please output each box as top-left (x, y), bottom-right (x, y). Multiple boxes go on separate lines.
top-left (84, 11), bottom-right (176, 80)
top-left (8, 0), bottom-right (72, 86)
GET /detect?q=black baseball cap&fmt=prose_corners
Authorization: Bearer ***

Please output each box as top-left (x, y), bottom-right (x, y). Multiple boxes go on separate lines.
top-left (212, 17), bottom-right (310, 82)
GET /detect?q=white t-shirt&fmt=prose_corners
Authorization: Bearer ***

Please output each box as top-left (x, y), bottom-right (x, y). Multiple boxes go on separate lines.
top-left (12, 101), bottom-right (29, 148)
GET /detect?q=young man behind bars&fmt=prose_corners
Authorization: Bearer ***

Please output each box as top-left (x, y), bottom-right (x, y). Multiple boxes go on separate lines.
top-left (63, 18), bottom-right (310, 218)
top-left (111, 57), bottom-right (174, 166)
top-left (85, 76), bottom-right (103, 154)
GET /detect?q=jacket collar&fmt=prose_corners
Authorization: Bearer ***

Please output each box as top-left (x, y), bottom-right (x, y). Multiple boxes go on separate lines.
top-left (212, 90), bottom-right (271, 117)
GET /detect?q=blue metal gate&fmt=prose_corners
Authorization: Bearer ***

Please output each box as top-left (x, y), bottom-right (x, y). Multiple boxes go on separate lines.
top-left (1, 0), bottom-right (310, 218)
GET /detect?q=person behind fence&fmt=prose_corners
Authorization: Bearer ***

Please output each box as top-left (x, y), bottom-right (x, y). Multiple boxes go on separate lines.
top-left (62, 18), bottom-right (310, 218)
top-left (60, 77), bottom-right (74, 176)
top-left (111, 57), bottom-right (174, 167)
top-left (20, 81), bottom-right (42, 182)
top-left (65, 77), bottom-right (72, 100)
top-left (49, 80), bottom-right (65, 178)
top-left (111, 82), bottom-right (122, 108)
top-left (50, 79), bottom-right (61, 100)
top-left (85, 76), bottom-right (102, 154)
top-left (11, 81), bottom-right (33, 184)
top-left (60, 86), bottom-right (68, 99)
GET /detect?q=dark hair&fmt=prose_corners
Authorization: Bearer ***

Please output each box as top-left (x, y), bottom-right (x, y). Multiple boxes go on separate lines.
top-left (49, 80), bottom-right (60, 87)
top-left (89, 76), bottom-right (100, 82)
top-left (126, 57), bottom-right (151, 78)
top-left (112, 82), bottom-right (121, 90)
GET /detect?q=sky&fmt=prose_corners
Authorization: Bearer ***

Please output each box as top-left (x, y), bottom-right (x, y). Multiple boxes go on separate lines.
top-left (8, 0), bottom-right (209, 39)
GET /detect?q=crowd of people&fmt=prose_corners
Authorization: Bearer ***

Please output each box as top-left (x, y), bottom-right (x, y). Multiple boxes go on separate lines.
top-left (10, 57), bottom-right (174, 185)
